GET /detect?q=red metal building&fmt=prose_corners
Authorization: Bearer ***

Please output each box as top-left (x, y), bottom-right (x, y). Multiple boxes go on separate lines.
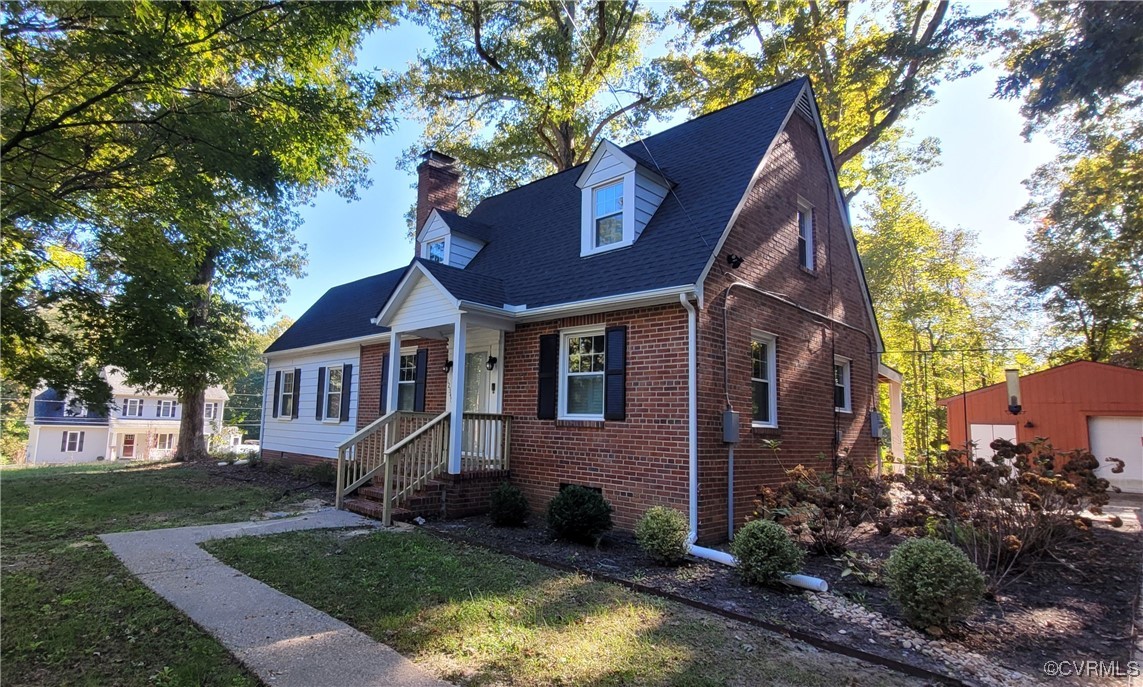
top-left (938, 361), bottom-right (1143, 493)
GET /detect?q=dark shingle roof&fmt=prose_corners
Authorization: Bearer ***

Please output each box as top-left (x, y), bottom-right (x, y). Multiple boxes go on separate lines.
top-left (32, 388), bottom-right (108, 425)
top-left (264, 269), bottom-right (404, 353)
top-left (419, 259), bottom-right (506, 307)
top-left (268, 78), bottom-right (808, 353)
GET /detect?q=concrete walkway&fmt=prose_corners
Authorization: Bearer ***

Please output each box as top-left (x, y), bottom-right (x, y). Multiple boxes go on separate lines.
top-left (101, 509), bottom-right (451, 687)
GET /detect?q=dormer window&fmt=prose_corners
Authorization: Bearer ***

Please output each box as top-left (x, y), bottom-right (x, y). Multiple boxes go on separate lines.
top-left (426, 239), bottom-right (445, 263)
top-left (593, 181), bottom-right (624, 248)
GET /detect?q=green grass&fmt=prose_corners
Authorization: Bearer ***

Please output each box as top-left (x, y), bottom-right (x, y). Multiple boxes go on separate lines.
top-left (207, 529), bottom-right (920, 687)
top-left (2, 462), bottom-right (280, 687)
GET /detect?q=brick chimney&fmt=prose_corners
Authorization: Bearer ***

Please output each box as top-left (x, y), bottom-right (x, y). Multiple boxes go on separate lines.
top-left (415, 150), bottom-right (459, 256)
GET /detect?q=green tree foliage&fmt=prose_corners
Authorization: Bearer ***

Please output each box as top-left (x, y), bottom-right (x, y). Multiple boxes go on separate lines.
top-left (2, 1), bottom-right (397, 459)
top-left (1009, 122), bottom-right (1143, 366)
top-left (856, 188), bottom-right (1010, 461)
top-left (996, 1), bottom-right (1143, 134)
top-left (397, 0), bottom-right (671, 214)
top-left (223, 317), bottom-right (294, 441)
top-left (661, 1), bottom-right (994, 196)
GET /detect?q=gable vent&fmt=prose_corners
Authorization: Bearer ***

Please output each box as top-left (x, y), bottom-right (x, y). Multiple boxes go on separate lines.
top-left (796, 90), bottom-right (814, 122)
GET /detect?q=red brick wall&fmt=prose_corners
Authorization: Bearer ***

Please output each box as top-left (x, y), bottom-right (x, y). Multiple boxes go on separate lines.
top-left (260, 449), bottom-right (329, 469)
top-left (502, 305), bottom-right (692, 533)
top-left (357, 338), bottom-right (450, 429)
top-left (696, 112), bottom-right (879, 542)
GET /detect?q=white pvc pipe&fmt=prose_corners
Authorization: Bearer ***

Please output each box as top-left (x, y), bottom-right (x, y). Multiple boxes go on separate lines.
top-left (679, 294), bottom-right (829, 594)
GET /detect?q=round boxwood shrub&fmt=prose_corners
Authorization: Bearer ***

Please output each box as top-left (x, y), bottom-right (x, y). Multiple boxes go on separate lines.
top-left (730, 519), bottom-right (804, 585)
top-left (635, 506), bottom-right (689, 565)
top-left (884, 538), bottom-right (985, 629)
top-left (489, 482), bottom-right (530, 527)
top-left (547, 485), bottom-right (613, 545)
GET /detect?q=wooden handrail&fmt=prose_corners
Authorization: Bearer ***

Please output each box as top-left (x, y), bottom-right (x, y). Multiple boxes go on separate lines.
top-left (335, 410), bottom-right (436, 508)
top-left (385, 410), bottom-right (451, 456)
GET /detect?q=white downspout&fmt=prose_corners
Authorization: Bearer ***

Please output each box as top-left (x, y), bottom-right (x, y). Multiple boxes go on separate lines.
top-left (679, 293), bottom-right (828, 591)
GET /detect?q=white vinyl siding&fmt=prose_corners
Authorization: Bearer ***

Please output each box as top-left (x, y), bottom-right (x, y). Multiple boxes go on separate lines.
top-left (633, 168), bottom-right (668, 240)
top-left (417, 213), bottom-right (485, 269)
top-left (386, 274), bottom-right (458, 332)
top-left (29, 426), bottom-right (109, 464)
top-left (580, 148), bottom-right (628, 187)
top-left (261, 348), bottom-right (361, 460)
top-left (448, 233), bottom-right (483, 268)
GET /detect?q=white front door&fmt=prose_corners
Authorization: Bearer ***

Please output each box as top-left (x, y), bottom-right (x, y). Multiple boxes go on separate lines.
top-left (463, 350), bottom-right (492, 413)
top-left (460, 335), bottom-right (501, 466)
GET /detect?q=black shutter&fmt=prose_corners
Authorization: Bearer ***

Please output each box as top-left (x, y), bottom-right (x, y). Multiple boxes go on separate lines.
top-left (379, 356), bottom-right (390, 415)
top-left (61, 433), bottom-right (67, 451)
top-left (315, 367), bottom-right (326, 420)
top-left (537, 334), bottom-right (559, 420)
top-left (272, 371), bottom-right (281, 418)
top-left (604, 326), bottom-right (627, 421)
top-left (413, 349), bottom-right (428, 412)
top-left (291, 368), bottom-right (301, 419)
top-left (77, 432), bottom-right (84, 452)
top-left (340, 363), bottom-right (352, 422)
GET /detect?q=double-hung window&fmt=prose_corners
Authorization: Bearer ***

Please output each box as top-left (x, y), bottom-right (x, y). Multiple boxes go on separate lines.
top-left (797, 199), bottom-right (814, 270)
top-left (426, 240), bottom-right (446, 263)
top-left (204, 402), bottom-right (217, 421)
top-left (561, 330), bottom-right (606, 419)
top-left (397, 353), bottom-right (417, 411)
top-left (279, 370), bottom-right (296, 418)
top-left (324, 367), bottom-right (343, 420)
top-left (593, 181), bottom-right (624, 249)
top-left (834, 357), bottom-right (852, 413)
top-left (157, 400), bottom-right (176, 418)
top-left (63, 431), bottom-right (84, 452)
top-left (751, 333), bottom-right (777, 427)
top-left (154, 433), bottom-right (174, 450)
top-left (124, 398), bottom-right (143, 417)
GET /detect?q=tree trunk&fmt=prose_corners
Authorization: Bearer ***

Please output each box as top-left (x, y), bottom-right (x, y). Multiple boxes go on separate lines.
top-left (174, 246), bottom-right (218, 462)
top-left (176, 385), bottom-right (209, 461)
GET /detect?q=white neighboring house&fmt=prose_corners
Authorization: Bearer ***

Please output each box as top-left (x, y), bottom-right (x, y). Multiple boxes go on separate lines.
top-left (25, 368), bottom-right (229, 464)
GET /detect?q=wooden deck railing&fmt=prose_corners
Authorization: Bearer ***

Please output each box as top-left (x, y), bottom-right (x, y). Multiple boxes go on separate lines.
top-left (460, 413), bottom-right (512, 472)
top-left (335, 411), bottom-right (435, 508)
top-left (381, 410), bottom-right (451, 525)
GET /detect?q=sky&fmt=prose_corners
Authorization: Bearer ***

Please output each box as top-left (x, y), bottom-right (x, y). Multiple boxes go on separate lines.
top-left (271, 12), bottom-right (1059, 325)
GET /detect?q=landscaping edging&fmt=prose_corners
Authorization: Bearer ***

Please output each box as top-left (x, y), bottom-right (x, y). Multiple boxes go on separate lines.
top-left (416, 524), bottom-right (966, 687)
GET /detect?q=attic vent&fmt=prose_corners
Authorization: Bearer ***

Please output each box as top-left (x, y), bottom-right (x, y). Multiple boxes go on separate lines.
top-left (796, 91), bottom-right (814, 122)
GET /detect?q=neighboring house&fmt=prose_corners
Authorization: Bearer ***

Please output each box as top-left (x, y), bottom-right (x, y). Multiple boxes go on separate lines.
top-left (261, 78), bottom-right (900, 543)
top-left (26, 368), bottom-right (229, 464)
top-left (939, 361), bottom-right (1143, 494)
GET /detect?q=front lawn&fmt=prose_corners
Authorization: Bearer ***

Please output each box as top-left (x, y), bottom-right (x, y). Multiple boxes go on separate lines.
top-left (205, 528), bottom-right (923, 687)
top-left (1, 462), bottom-right (280, 687)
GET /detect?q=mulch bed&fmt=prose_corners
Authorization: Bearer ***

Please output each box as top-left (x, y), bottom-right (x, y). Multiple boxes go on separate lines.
top-left (427, 508), bottom-right (1142, 686)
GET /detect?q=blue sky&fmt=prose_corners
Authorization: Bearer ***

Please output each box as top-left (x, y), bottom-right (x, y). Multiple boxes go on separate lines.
top-left (272, 17), bottom-right (1057, 324)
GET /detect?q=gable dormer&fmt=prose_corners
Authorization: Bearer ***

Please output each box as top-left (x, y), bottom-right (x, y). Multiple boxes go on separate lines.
top-left (576, 140), bottom-right (670, 257)
top-left (416, 209), bottom-right (491, 269)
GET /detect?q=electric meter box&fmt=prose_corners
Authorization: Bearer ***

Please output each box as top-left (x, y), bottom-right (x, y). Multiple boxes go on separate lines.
top-left (722, 410), bottom-right (740, 444)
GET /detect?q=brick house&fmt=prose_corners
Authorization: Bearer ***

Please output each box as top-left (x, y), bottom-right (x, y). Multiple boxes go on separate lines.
top-left (259, 78), bottom-right (899, 546)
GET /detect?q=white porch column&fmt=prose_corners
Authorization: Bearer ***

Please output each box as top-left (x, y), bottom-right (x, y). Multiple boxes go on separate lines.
top-left (448, 316), bottom-right (466, 474)
top-left (889, 379), bottom-right (905, 471)
top-left (387, 330), bottom-right (403, 414)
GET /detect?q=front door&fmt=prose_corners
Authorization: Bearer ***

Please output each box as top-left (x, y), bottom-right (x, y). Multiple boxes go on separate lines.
top-left (122, 434), bottom-right (136, 459)
top-left (461, 341), bottom-right (500, 466)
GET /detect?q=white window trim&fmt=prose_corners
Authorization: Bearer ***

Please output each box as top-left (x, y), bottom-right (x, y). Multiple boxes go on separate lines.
top-left (557, 325), bottom-right (607, 421)
top-left (204, 402), bottom-right (217, 420)
top-left (322, 367), bottom-right (344, 423)
top-left (396, 346), bottom-right (418, 412)
top-left (124, 398), bottom-right (143, 417)
top-left (797, 196), bottom-right (815, 271)
top-left (157, 400), bottom-right (176, 418)
top-left (154, 433), bottom-right (174, 450)
top-left (750, 330), bottom-right (778, 429)
top-left (422, 236), bottom-right (449, 264)
top-left (580, 174), bottom-right (636, 257)
top-left (834, 356), bottom-right (852, 414)
top-left (63, 430), bottom-right (83, 452)
top-left (278, 370), bottom-right (295, 421)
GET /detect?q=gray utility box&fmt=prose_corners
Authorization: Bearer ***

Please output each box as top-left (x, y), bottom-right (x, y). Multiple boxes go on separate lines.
top-left (722, 410), bottom-right (740, 444)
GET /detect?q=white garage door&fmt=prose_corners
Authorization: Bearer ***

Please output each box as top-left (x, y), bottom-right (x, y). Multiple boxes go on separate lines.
top-left (1089, 416), bottom-right (1143, 494)
top-left (969, 424), bottom-right (1017, 460)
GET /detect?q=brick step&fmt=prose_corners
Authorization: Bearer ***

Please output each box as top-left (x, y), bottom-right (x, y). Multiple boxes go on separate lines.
top-left (356, 482), bottom-right (443, 503)
top-left (343, 498), bottom-right (415, 522)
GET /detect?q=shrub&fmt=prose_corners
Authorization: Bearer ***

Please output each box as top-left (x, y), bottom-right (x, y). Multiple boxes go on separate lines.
top-left (308, 461), bottom-right (337, 486)
top-left (489, 482), bottom-right (530, 527)
top-left (730, 519), bottom-right (804, 585)
top-left (885, 537), bottom-right (984, 629)
top-left (753, 459), bottom-right (892, 554)
top-left (635, 506), bottom-right (689, 565)
top-left (547, 485), bottom-right (613, 545)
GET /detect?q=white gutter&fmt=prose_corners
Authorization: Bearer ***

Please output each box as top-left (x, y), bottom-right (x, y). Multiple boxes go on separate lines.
top-left (264, 332), bottom-right (391, 359)
top-left (678, 293), bottom-right (829, 592)
top-left (512, 285), bottom-right (695, 323)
